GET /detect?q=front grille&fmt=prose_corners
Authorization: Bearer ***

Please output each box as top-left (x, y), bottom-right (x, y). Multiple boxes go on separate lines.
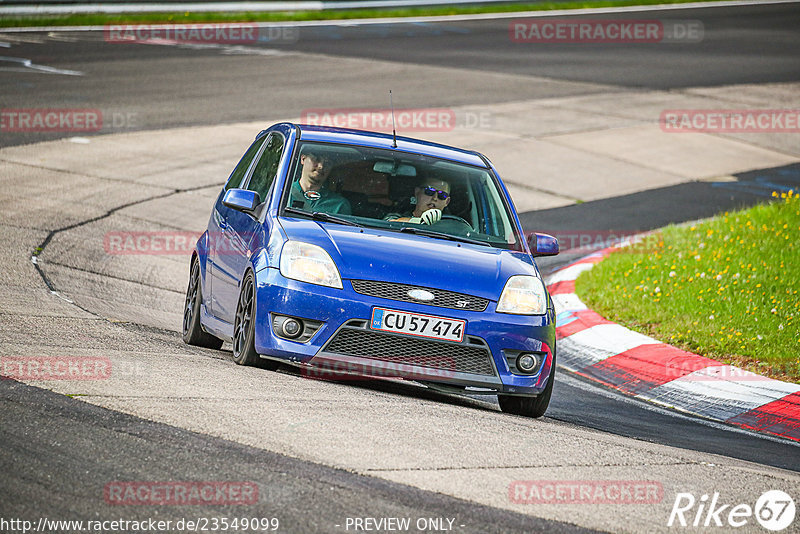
top-left (350, 280), bottom-right (489, 312)
top-left (323, 325), bottom-right (495, 376)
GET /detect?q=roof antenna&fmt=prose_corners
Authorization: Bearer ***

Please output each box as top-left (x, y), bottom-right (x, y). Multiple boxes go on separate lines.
top-left (389, 89), bottom-right (397, 148)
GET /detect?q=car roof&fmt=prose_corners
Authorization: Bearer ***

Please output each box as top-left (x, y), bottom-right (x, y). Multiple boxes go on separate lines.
top-left (293, 123), bottom-right (489, 168)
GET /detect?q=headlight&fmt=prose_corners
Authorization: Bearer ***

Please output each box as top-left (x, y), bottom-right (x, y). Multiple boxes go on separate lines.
top-left (279, 241), bottom-right (343, 289)
top-left (496, 275), bottom-right (548, 315)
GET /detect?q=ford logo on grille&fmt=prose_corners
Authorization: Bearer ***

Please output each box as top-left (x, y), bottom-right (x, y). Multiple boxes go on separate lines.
top-left (407, 289), bottom-right (435, 302)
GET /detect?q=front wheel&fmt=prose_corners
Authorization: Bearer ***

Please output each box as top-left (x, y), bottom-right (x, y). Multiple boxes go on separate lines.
top-left (232, 272), bottom-right (278, 369)
top-left (498, 361), bottom-right (555, 418)
top-left (232, 272), bottom-right (260, 366)
top-left (183, 259), bottom-right (223, 350)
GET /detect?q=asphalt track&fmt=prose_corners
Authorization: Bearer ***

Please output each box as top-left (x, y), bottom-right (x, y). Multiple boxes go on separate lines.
top-left (2, 2), bottom-right (800, 148)
top-left (1, 3), bottom-right (800, 533)
top-left (1, 379), bottom-right (592, 534)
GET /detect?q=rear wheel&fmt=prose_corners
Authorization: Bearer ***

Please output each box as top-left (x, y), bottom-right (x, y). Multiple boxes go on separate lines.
top-left (183, 258), bottom-right (223, 350)
top-left (498, 354), bottom-right (555, 418)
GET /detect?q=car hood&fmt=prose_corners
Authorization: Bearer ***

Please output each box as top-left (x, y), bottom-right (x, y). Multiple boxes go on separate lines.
top-left (278, 217), bottom-right (539, 301)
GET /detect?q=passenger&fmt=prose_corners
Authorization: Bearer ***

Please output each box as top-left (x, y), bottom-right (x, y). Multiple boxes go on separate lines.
top-left (386, 179), bottom-right (451, 225)
top-left (289, 150), bottom-right (351, 215)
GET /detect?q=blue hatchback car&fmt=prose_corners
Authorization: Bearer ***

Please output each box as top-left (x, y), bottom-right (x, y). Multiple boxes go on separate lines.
top-left (183, 122), bottom-right (559, 417)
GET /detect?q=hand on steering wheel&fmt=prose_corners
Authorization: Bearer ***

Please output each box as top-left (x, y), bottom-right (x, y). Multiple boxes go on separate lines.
top-left (419, 208), bottom-right (442, 225)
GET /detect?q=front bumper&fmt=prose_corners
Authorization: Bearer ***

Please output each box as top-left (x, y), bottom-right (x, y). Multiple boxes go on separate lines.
top-left (253, 267), bottom-right (556, 395)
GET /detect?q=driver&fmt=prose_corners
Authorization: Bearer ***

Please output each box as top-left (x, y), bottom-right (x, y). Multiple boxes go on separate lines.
top-left (289, 149), bottom-right (351, 215)
top-left (386, 178), bottom-right (451, 224)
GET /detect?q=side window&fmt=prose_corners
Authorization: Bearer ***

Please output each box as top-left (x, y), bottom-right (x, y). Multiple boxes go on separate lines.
top-left (225, 136), bottom-right (266, 191)
top-left (246, 133), bottom-right (285, 200)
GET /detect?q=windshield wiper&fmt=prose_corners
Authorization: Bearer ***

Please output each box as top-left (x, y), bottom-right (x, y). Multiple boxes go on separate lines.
top-left (284, 207), bottom-right (364, 227)
top-left (398, 226), bottom-right (488, 247)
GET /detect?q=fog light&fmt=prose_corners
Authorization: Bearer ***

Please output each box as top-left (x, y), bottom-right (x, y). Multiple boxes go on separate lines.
top-left (517, 353), bottom-right (539, 373)
top-left (281, 318), bottom-right (302, 339)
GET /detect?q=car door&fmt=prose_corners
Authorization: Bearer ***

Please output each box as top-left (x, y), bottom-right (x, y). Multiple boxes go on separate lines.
top-left (207, 134), bottom-right (266, 319)
top-left (212, 132), bottom-right (286, 325)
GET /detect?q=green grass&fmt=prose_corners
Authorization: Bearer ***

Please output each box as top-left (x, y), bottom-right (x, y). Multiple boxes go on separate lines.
top-left (0, 0), bottom-right (725, 28)
top-left (575, 190), bottom-right (800, 383)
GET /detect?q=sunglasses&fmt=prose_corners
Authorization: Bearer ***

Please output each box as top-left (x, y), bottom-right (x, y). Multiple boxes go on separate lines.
top-left (422, 186), bottom-right (450, 200)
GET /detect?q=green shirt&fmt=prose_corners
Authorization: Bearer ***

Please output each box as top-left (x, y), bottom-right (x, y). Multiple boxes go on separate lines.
top-left (290, 181), bottom-right (351, 215)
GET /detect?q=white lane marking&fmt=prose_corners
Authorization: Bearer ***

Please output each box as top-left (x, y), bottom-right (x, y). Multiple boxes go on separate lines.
top-left (47, 32), bottom-right (79, 42)
top-left (1, 0), bottom-right (796, 32)
top-left (682, 366), bottom-right (800, 397)
top-left (680, 365), bottom-right (800, 397)
top-left (0, 33), bottom-right (45, 43)
top-left (547, 261), bottom-right (595, 284)
top-left (551, 293), bottom-right (587, 314)
top-left (638, 365), bottom-right (800, 422)
top-left (564, 323), bottom-right (660, 354)
top-left (638, 375), bottom-right (795, 422)
top-left (0, 56), bottom-right (83, 75)
top-left (559, 335), bottom-right (620, 370)
top-left (556, 371), bottom-right (800, 447)
top-left (143, 40), bottom-right (294, 56)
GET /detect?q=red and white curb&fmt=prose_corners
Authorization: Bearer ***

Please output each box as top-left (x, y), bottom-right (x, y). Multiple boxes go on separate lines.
top-left (545, 246), bottom-right (800, 443)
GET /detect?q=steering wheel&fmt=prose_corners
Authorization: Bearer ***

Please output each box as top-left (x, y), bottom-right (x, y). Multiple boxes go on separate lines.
top-left (434, 214), bottom-right (474, 232)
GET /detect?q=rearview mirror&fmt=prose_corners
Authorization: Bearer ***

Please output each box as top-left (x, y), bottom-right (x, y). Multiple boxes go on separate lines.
top-left (529, 233), bottom-right (559, 257)
top-left (373, 160), bottom-right (417, 177)
top-left (222, 188), bottom-right (261, 213)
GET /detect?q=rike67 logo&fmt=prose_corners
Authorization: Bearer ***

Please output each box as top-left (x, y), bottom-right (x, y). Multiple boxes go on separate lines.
top-left (668, 490), bottom-right (795, 531)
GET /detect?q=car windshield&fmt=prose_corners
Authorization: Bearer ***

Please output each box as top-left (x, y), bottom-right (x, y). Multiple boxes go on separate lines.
top-left (281, 141), bottom-right (522, 250)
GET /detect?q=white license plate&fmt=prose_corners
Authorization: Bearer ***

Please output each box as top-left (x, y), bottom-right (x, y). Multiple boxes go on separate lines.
top-left (370, 307), bottom-right (465, 342)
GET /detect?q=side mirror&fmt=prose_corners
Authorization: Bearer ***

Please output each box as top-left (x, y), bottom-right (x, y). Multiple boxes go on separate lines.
top-left (222, 188), bottom-right (261, 213)
top-left (529, 233), bottom-right (559, 257)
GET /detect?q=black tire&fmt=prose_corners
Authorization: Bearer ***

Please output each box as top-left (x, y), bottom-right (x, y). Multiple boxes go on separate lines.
top-left (231, 272), bottom-right (280, 370)
top-left (498, 354), bottom-right (556, 418)
top-left (183, 258), bottom-right (224, 350)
